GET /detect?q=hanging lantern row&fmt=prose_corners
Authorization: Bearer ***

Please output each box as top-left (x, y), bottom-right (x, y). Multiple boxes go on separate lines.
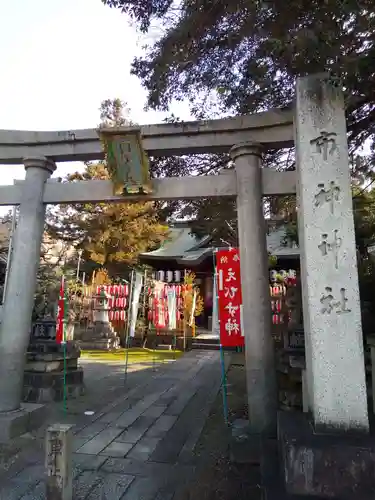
top-left (270, 284), bottom-right (286, 297)
top-left (272, 314), bottom-right (284, 325)
top-left (109, 310), bottom-right (126, 321)
top-left (271, 300), bottom-right (282, 312)
top-left (83, 284), bottom-right (129, 297)
top-left (96, 284), bottom-right (129, 297)
top-left (152, 270), bottom-right (182, 283)
top-left (146, 284), bottom-right (194, 297)
top-left (106, 297), bottom-right (127, 309)
top-left (272, 310), bottom-right (292, 325)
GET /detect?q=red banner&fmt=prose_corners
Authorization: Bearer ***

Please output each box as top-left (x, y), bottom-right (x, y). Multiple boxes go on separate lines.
top-left (55, 276), bottom-right (65, 344)
top-left (216, 248), bottom-right (244, 347)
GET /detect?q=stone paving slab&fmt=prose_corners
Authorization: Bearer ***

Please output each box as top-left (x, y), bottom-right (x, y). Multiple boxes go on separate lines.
top-left (73, 454), bottom-right (108, 471)
top-left (100, 441), bottom-right (134, 458)
top-left (123, 476), bottom-right (161, 500)
top-left (73, 470), bottom-right (102, 498)
top-left (142, 405), bottom-right (167, 419)
top-left (151, 363), bottom-right (219, 464)
top-left (85, 472), bottom-right (135, 499)
top-left (178, 376), bottom-right (222, 464)
top-left (0, 478), bottom-right (40, 500)
top-left (114, 390), bottom-right (170, 428)
top-left (146, 415), bottom-right (177, 438)
top-left (117, 415), bottom-right (156, 444)
top-left (75, 422), bottom-right (108, 439)
top-left (96, 410), bottom-right (123, 424)
top-left (126, 436), bottom-right (161, 461)
top-left (99, 457), bottom-right (194, 477)
top-left (19, 481), bottom-right (46, 500)
top-left (76, 427), bottom-right (124, 455)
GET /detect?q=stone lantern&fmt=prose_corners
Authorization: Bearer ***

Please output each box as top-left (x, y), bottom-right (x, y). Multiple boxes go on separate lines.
top-left (78, 286), bottom-right (119, 350)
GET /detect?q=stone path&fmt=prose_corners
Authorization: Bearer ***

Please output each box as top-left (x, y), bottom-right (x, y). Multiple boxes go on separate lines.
top-left (0, 350), bottom-right (222, 499)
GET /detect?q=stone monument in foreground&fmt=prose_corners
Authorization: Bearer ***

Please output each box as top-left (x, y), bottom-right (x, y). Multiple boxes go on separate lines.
top-left (278, 74), bottom-right (374, 499)
top-left (23, 315), bottom-right (84, 404)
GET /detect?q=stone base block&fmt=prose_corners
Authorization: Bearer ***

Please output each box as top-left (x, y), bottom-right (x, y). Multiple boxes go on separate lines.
top-left (23, 368), bottom-right (84, 403)
top-left (28, 340), bottom-right (80, 355)
top-left (25, 357), bottom-right (78, 373)
top-left (23, 384), bottom-right (85, 403)
top-left (229, 419), bottom-right (261, 464)
top-left (0, 403), bottom-right (45, 442)
top-left (78, 338), bottom-right (120, 350)
top-left (278, 411), bottom-right (375, 499)
top-left (24, 368), bottom-right (83, 388)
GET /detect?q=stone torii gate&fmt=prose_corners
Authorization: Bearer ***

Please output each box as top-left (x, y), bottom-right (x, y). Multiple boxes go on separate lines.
top-left (0, 74), bottom-right (369, 448)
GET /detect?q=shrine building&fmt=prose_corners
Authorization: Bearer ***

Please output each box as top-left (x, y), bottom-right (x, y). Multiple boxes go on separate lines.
top-left (139, 220), bottom-right (300, 330)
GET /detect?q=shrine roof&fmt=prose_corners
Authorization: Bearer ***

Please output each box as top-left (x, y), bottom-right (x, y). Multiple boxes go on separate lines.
top-left (140, 222), bottom-right (211, 262)
top-left (140, 221), bottom-right (299, 265)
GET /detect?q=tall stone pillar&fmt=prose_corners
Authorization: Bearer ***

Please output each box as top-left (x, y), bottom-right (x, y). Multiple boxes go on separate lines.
top-left (231, 143), bottom-right (277, 435)
top-left (0, 157), bottom-right (55, 413)
top-left (295, 74), bottom-right (369, 432)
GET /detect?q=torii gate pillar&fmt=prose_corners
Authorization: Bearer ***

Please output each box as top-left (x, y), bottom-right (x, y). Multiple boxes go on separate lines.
top-left (231, 142), bottom-right (277, 435)
top-left (0, 157), bottom-right (55, 414)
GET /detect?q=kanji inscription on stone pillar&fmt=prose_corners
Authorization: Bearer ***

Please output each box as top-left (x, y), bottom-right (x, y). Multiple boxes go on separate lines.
top-left (295, 73), bottom-right (369, 432)
top-left (46, 424), bottom-right (73, 500)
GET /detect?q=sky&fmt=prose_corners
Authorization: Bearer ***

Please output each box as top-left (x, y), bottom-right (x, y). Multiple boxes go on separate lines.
top-left (0, 0), bottom-right (192, 191)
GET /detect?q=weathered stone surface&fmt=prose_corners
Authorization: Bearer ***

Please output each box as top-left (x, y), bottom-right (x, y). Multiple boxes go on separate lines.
top-left (100, 441), bottom-right (134, 457)
top-left (295, 73), bottom-right (368, 432)
top-left (278, 412), bottom-right (375, 499)
top-left (23, 366), bottom-right (85, 403)
top-left (21, 480), bottom-right (47, 499)
top-left (232, 142), bottom-right (277, 435)
top-left (25, 357), bottom-right (78, 373)
top-left (142, 405), bottom-right (167, 419)
top-left (45, 423), bottom-right (73, 500)
top-left (85, 472), bottom-right (135, 499)
top-left (115, 391), bottom-right (169, 428)
top-left (0, 403), bottom-right (45, 442)
top-left (77, 339), bottom-right (119, 351)
top-left (117, 416), bottom-right (155, 444)
top-left (73, 454), bottom-right (108, 471)
top-left (13, 464), bottom-right (46, 482)
top-left (0, 478), bottom-right (41, 500)
top-left (179, 378), bottom-right (221, 464)
top-left (100, 457), bottom-right (173, 477)
top-left (0, 350), bottom-right (220, 498)
top-left (230, 431), bottom-right (261, 465)
top-left (24, 368), bottom-right (83, 389)
top-left (151, 382), bottom-right (214, 463)
top-left (146, 415), bottom-right (177, 439)
top-left (0, 110), bottom-right (294, 164)
top-left (0, 157), bottom-right (56, 414)
top-left (127, 437), bottom-right (161, 461)
top-left (76, 427), bottom-right (123, 455)
top-left (73, 471), bottom-right (100, 498)
top-left (164, 386), bottom-right (197, 417)
top-left (23, 384), bottom-right (85, 404)
top-left (75, 422), bottom-right (108, 440)
top-left (123, 476), bottom-right (161, 500)
top-left (27, 340), bottom-right (80, 356)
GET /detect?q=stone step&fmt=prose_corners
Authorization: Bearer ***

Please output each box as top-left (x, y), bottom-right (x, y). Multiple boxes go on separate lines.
top-left (193, 337), bottom-right (219, 345)
top-left (77, 339), bottom-right (120, 350)
top-left (192, 342), bottom-right (220, 350)
top-left (156, 344), bottom-right (173, 350)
